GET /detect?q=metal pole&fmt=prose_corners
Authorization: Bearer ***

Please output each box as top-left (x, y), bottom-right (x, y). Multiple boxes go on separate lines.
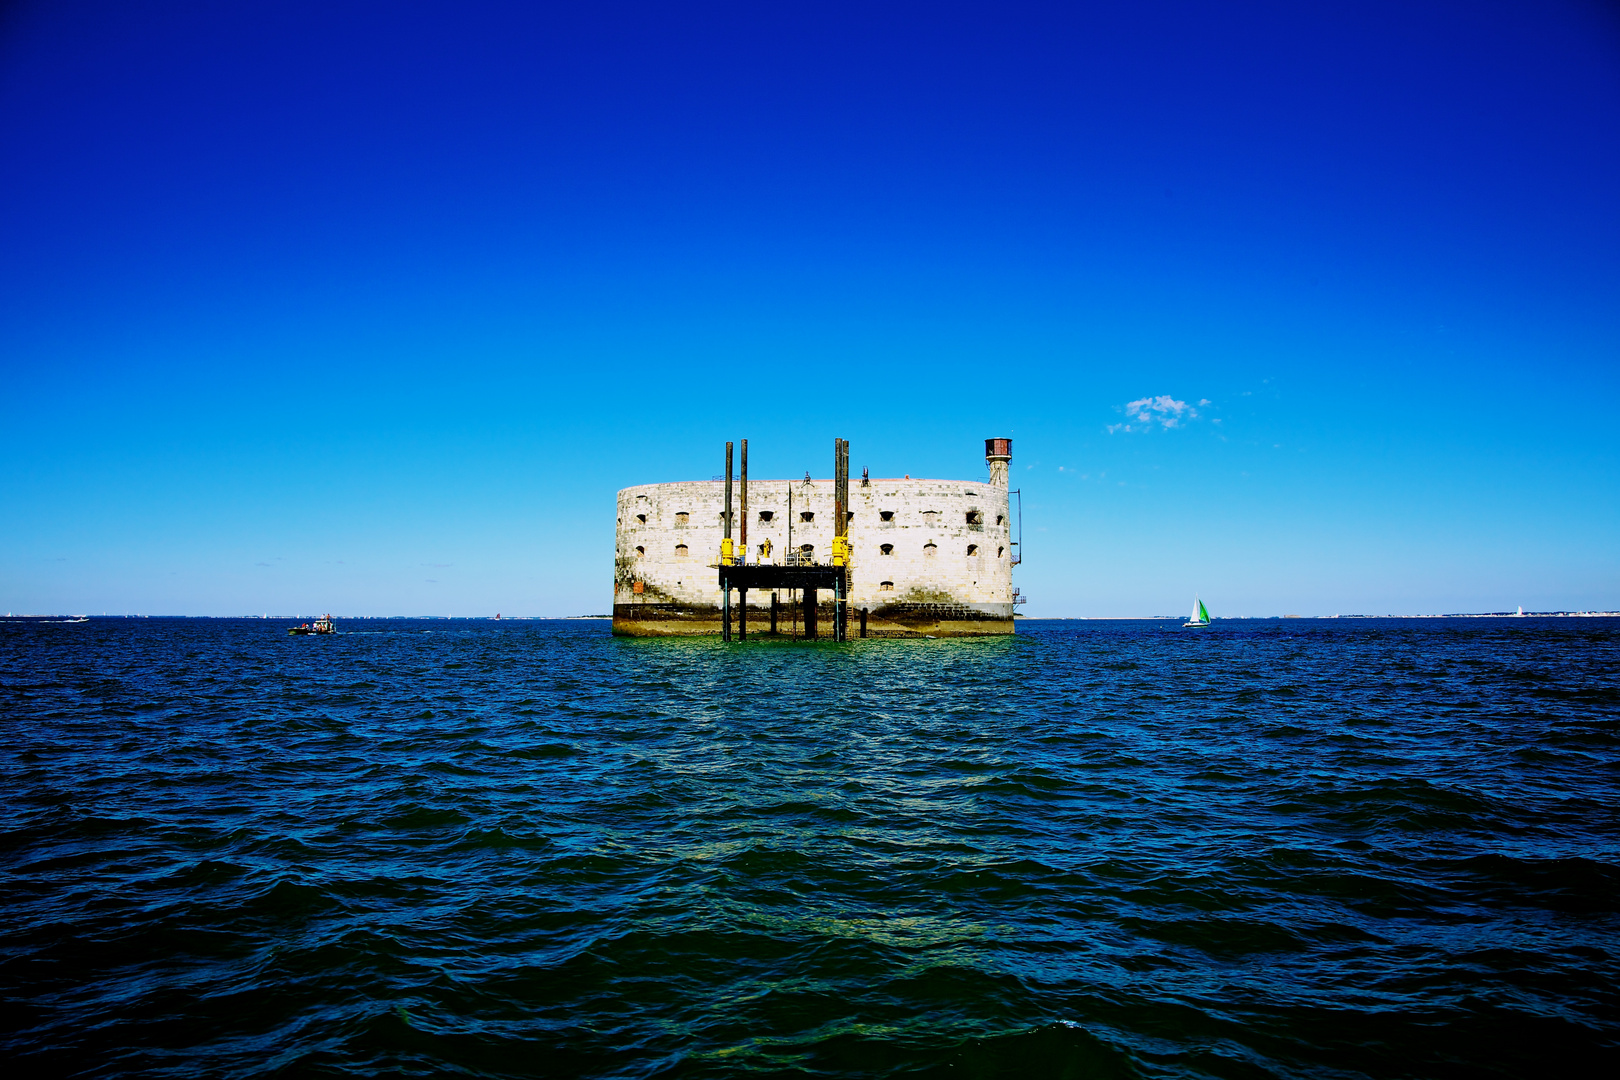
top-left (739, 438), bottom-right (748, 563)
top-left (723, 441), bottom-right (733, 641)
top-left (780, 485), bottom-right (787, 637)
top-left (843, 438), bottom-right (849, 641)
top-left (724, 441), bottom-right (734, 548)
top-left (833, 437), bottom-right (848, 642)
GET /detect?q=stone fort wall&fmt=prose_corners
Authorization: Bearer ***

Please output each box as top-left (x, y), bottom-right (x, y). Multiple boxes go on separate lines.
top-left (613, 465), bottom-right (1015, 637)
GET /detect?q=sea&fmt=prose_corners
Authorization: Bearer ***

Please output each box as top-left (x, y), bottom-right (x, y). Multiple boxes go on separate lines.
top-left (3, 616), bottom-right (1617, 1079)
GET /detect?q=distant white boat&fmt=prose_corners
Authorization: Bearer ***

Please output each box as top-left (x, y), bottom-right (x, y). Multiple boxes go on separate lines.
top-left (1516, 605), bottom-right (1526, 616)
top-left (1184, 596), bottom-right (1210, 628)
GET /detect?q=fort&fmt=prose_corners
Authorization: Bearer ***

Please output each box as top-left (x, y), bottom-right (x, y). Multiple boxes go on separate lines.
top-left (613, 438), bottom-right (1021, 638)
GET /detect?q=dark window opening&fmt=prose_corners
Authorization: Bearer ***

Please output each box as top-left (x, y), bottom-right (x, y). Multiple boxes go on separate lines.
top-left (759, 511), bottom-right (774, 522)
top-left (996, 515), bottom-right (1005, 526)
top-left (966, 510), bottom-right (984, 525)
top-left (967, 544), bottom-right (979, 556)
top-left (800, 511), bottom-right (814, 523)
top-left (636, 514), bottom-right (646, 524)
top-left (635, 546), bottom-right (645, 557)
top-left (879, 580), bottom-right (895, 591)
top-left (880, 544), bottom-right (894, 555)
top-left (998, 546), bottom-right (1006, 557)
top-left (879, 511), bottom-right (894, 522)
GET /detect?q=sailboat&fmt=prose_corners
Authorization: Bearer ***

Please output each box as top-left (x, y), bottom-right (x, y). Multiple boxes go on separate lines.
top-left (1184, 596), bottom-right (1210, 628)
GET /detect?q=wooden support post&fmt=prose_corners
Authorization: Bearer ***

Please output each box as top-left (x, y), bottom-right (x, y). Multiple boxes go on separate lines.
top-left (739, 587), bottom-right (747, 640)
top-left (771, 591), bottom-right (779, 634)
top-left (860, 607), bottom-right (868, 638)
top-left (722, 584), bottom-right (730, 642)
top-left (804, 587), bottom-right (817, 640)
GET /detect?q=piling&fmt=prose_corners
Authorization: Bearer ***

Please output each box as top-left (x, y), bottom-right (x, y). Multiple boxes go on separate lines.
top-left (722, 441), bottom-right (733, 642)
top-left (832, 437), bottom-right (849, 642)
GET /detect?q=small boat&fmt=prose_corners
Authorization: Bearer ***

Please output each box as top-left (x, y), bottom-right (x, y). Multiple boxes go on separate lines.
top-left (1183, 596), bottom-right (1210, 628)
top-left (289, 615), bottom-right (336, 636)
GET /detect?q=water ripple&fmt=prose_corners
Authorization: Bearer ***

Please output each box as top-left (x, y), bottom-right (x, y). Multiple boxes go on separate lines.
top-left (2, 617), bottom-right (1618, 1077)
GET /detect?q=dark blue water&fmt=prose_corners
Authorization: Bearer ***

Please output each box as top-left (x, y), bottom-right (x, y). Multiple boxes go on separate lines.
top-left (3, 618), bottom-right (1618, 1078)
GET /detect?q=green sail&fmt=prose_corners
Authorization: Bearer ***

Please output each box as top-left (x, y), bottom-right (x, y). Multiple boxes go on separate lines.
top-left (1198, 599), bottom-right (1209, 623)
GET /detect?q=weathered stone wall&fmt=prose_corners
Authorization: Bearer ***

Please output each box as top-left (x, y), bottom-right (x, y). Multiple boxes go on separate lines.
top-left (612, 474), bottom-right (1014, 636)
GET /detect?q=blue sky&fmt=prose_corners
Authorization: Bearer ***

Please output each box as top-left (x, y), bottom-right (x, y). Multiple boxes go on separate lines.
top-left (3, 0), bottom-right (1617, 617)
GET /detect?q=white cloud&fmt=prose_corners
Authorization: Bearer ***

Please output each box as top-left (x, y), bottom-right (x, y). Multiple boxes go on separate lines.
top-left (1110, 394), bottom-right (1205, 433)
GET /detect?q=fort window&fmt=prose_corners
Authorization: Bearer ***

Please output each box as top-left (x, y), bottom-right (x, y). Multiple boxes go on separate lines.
top-left (879, 511), bottom-right (894, 522)
top-left (636, 514), bottom-right (647, 524)
top-left (967, 544), bottom-right (979, 556)
top-left (880, 544), bottom-right (894, 556)
top-left (635, 546), bottom-right (645, 557)
top-left (922, 510), bottom-right (941, 521)
top-left (998, 546), bottom-right (1006, 558)
top-left (799, 544), bottom-right (815, 561)
top-left (996, 515), bottom-right (1004, 526)
top-left (846, 511), bottom-right (855, 523)
top-left (759, 511), bottom-right (774, 522)
top-left (675, 544), bottom-right (689, 558)
top-left (923, 542), bottom-right (937, 557)
top-left (879, 580), bottom-right (895, 591)
top-left (800, 511), bottom-right (814, 523)
top-left (966, 510), bottom-right (984, 525)
top-left (675, 512), bottom-right (689, 526)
